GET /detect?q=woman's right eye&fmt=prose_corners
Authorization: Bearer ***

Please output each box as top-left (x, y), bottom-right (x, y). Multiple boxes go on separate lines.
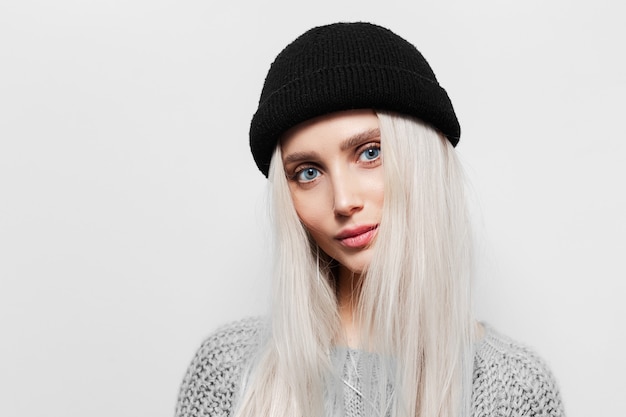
top-left (296, 167), bottom-right (320, 183)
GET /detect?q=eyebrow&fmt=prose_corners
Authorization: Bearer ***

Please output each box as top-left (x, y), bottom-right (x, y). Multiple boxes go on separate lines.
top-left (283, 128), bottom-right (381, 165)
top-left (340, 128), bottom-right (381, 151)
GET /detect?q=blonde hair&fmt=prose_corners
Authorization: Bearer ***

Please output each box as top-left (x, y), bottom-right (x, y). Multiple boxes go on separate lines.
top-left (234, 111), bottom-right (475, 417)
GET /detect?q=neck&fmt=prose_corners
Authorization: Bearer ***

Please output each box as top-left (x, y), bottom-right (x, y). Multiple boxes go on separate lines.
top-left (336, 266), bottom-right (362, 347)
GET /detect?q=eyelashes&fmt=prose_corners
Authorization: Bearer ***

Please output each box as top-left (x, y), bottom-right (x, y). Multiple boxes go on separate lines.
top-left (358, 144), bottom-right (381, 162)
top-left (293, 167), bottom-right (320, 183)
top-left (287, 142), bottom-right (382, 185)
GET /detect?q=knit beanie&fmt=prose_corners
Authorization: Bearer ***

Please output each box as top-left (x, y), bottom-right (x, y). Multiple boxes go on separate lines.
top-left (249, 22), bottom-right (460, 177)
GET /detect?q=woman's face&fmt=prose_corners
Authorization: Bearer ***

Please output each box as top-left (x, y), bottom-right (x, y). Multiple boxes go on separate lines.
top-left (281, 109), bottom-right (384, 275)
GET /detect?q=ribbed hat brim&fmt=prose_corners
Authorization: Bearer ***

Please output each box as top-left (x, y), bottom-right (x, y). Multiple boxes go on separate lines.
top-left (250, 64), bottom-right (459, 176)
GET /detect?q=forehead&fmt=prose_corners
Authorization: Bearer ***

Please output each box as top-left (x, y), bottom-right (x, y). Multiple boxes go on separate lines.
top-left (280, 109), bottom-right (379, 153)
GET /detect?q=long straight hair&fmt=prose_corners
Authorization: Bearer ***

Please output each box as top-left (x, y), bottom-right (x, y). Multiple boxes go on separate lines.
top-left (233, 111), bottom-right (475, 417)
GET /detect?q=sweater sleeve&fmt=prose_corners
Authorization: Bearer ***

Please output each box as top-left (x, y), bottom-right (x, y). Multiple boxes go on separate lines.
top-left (174, 317), bottom-right (265, 417)
top-left (473, 326), bottom-right (566, 417)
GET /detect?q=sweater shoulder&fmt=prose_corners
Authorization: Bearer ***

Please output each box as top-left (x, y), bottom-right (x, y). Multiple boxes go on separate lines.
top-left (193, 316), bottom-right (266, 363)
top-left (473, 324), bottom-right (565, 417)
top-left (174, 317), bottom-right (267, 417)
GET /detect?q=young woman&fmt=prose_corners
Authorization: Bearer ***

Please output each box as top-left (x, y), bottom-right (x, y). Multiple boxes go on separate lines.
top-left (175, 22), bottom-right (565, 417)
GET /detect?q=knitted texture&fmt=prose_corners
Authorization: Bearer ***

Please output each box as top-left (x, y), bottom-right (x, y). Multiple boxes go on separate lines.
top-left (175, 318), bottom-right (265, 417)
top-left (174, 318), bottom-right (565, 417)
top-left (249, 22), bottom-right (460, 176)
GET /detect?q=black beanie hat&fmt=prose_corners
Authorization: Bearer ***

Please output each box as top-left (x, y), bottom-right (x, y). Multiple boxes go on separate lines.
top-left (249, 22), bottom-right (460, 177)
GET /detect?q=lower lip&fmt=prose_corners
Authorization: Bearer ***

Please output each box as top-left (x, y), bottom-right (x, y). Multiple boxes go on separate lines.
top-left (338, 227), bottom-right (378, 248)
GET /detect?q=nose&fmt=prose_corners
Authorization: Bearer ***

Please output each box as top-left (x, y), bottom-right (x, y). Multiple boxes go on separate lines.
top-left (331, 171), bottom-right (363, 217)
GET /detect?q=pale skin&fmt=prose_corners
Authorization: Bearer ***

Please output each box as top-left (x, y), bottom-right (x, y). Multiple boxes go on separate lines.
top-left (281, 109), bottom-right (383, 345)
top-left (280, 109), bottom-right (484, 345)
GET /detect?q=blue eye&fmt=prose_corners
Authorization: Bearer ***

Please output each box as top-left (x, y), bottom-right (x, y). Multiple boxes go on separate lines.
top-left (359, 146), bottom-right (381, 161)
top-left (296, 167), bottom-right (320, 182)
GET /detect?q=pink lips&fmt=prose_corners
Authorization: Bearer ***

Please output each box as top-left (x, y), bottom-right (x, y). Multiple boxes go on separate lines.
top-left (335, 225), bottom-right (378, 248)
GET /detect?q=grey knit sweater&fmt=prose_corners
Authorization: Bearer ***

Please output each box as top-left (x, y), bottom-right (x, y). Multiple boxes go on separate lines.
top-left (175, 317), bottom-right (564, 417)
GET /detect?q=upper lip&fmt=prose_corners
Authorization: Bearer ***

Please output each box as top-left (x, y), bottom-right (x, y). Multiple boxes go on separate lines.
top-left (335, 224), bottom-right (378, 240)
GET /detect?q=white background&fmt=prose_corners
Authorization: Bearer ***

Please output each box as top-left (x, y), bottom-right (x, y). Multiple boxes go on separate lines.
top-left (1, 1), bottom-right (624, 416)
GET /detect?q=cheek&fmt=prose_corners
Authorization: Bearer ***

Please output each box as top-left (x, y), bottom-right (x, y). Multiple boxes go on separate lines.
top-left (293, 199), bottom-right (327, 235)
top-left (290, 190), bottom-right (331, 236)
top-left (367, 171), bottom-right (385, 209)
top-left (376, 185), bottom-right (385, 208)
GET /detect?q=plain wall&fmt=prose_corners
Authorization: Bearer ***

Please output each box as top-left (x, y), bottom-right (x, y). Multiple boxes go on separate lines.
top-left (1, 1), bottom-right (624, 416)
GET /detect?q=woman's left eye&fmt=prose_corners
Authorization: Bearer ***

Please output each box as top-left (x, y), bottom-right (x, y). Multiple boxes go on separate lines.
top-left (358, 146), bottom-right (381, 162)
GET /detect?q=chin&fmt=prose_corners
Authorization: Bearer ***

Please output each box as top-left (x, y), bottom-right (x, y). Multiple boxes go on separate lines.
top-left (336, 253), bottom-right (373, 276)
